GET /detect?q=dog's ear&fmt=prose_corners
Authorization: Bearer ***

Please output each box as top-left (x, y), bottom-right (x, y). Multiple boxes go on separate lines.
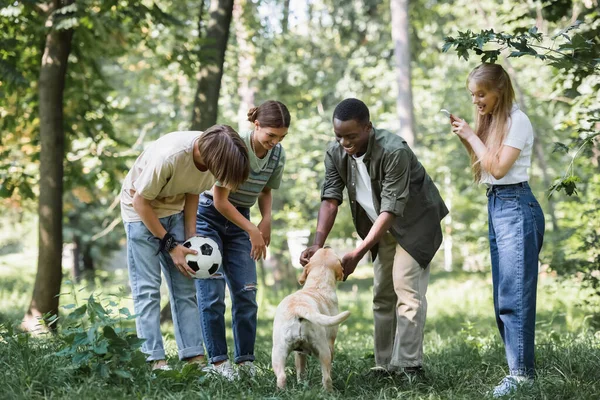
top-left (334, 261), bottom-right (344, 281)
top-left (298, 263), bottom-right (311, 285)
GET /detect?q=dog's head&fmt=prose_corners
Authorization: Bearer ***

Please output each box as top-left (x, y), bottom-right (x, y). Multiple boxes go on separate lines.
top-left (298, 247), bottom-right (344, 285)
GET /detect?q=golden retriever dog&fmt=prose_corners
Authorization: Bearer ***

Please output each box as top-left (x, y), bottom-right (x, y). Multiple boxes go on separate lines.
top-left (271, 247), bottom-right (350, 391)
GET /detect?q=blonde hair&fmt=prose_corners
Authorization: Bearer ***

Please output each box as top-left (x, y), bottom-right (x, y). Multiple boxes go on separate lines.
top-left (197, 125), bottom-right (249, 191)
top-left (247, 100), bottom-right (291, 128)
top-left (466, 63), bottom-right (516, 182)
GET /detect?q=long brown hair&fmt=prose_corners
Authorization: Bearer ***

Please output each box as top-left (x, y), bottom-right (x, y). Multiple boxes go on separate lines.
top-left (467, 63), bottom-right (516, 182)
top-left (247, 100), bottom-right (291, 128)
top-left (197, 125), bottom-right (249, 190)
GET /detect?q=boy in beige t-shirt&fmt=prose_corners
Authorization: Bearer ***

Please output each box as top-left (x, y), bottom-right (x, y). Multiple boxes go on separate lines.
top-left (120, 125), bottom-right (249, 370)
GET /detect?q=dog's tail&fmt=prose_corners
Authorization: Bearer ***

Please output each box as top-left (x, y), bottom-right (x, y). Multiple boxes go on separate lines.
top-left (299, 309), bottom-right (351, 327)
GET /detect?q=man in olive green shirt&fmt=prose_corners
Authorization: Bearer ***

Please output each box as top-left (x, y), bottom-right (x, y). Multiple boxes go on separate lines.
top-left (300, 98), bottom-right (448, 375)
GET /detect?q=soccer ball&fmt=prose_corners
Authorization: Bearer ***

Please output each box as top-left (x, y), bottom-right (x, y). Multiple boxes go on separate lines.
top-left (182, 236), bottom-right (222, 279)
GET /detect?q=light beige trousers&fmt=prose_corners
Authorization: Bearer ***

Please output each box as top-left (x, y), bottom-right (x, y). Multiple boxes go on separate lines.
top-left (372, 232), bottom-right (430, 369)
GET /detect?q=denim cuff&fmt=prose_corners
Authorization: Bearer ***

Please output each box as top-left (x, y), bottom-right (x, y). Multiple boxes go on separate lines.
top-left (509, 369), bottom-right (535, 379)
top-left (234, 354), bottom-right (256, 364)
top-left (144, 349), bottom-right (166, 362)
top-left (178, 346), bottom-right (205, 361)
top-left (390, 360), bottom-right (422, 369)
top-left (208, 354), bottom-right (229, 364)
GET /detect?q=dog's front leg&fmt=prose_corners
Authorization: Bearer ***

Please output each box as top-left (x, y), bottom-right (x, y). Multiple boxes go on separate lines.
top-left (294, 352), bottom-right (307, 382)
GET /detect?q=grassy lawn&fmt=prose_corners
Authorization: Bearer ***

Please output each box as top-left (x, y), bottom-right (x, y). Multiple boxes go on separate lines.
top-left (1, 253), bottom-right (599, 399)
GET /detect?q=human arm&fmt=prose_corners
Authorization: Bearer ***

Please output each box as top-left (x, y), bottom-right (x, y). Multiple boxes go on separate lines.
top-left (132, 192), bottom-right (197, 277)
top-left (299, 199), bottom-right (340, 266)
top-left (213, 184), bottom-right (266, 260)
top-left (341, 212), bottom-right (395, 280)
top-left (184, 193), bottom-right (200, 240)
top-left (451, 117), bottom-right (521, 179)
top-left (300, 148), bottom-right (345, 266)
top-left (257, 187), bottom-right (272, 247)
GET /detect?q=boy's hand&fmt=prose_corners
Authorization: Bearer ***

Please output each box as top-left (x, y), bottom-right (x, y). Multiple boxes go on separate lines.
top-left (249, 227), bottom-right (267, 260)
top-left (169, 245), bottom-right (197, 278)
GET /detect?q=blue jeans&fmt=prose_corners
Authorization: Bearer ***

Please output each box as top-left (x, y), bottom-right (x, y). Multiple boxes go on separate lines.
top-left (124, 212), bottom-right (204, 361)
top-left (487, 182), bottom-right (545, 378)
top-left (194, 193), bottom-right (258, 364)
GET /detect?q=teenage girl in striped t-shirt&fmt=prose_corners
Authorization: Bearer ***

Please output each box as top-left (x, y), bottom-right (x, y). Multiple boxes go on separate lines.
top-left (194, 101), bottom-right (291, 379)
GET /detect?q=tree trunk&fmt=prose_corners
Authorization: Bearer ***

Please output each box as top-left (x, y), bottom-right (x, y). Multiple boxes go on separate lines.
top-left (390, 0), bottom-right (415, 147)
top-left (190, 0), bottom-right (234, 130)
top-left (22, 0), bottom-right (74, 333)
top-left (81, 242), bottom-right (95, 281)
top-left (234, 0), bottom-right (256, 132)
top-left (72, 236), bottom-right (82, 283)
top-left (282, 0), bottom-right (290, 34)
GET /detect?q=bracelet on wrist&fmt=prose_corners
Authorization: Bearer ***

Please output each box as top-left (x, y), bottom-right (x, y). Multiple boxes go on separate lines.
top-left (156, 233), bottom-right (179, 255)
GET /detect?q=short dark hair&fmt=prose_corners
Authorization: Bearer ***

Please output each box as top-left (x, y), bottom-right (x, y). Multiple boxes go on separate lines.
top-left (198, 125), bottom-right (249, 191)
top-left (247, 100), bottom-right (291, 128)
top-left (333, 98), bottom-right (370, 125)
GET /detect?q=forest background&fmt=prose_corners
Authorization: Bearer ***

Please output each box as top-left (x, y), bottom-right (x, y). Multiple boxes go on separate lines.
top-left (0, 0), bottom-right (599, 399)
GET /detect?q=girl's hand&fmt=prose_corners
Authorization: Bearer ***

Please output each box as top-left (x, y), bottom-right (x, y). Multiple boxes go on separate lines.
top-left (257, 218), bottom-right (271, 247)
top-left (249, 227), bottom-right (267, 260)
top-left (451, 117), bottom-right (475, 140)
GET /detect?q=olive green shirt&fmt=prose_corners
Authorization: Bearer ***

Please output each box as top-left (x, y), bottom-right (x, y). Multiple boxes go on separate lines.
top-left (321, 127), bottom-right (449, 267)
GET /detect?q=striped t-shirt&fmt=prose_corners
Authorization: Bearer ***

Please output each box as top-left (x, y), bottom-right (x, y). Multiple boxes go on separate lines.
top-left (212, 130), bottom-right (286, 208)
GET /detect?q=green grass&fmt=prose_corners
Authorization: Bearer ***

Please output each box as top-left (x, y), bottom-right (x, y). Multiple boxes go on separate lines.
top-left (1, 253), bottom-right (599, 399)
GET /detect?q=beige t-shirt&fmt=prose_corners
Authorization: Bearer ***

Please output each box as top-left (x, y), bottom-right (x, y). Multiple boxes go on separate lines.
top-left (120, 131), bottom-right (215, 222)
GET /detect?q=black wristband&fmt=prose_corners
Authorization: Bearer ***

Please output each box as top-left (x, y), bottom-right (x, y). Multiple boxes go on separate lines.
top-left (156, 233), bottom-right (178, 255)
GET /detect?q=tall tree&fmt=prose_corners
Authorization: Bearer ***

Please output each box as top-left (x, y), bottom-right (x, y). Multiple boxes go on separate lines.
top-left (191, 0), bottom-right (234, 130)
top-left (234, 0), bottom-right (256, 132)
top-left (390, 0), bottom-right (415, 147)
top-left (22, 0), bottom-right (75, 332)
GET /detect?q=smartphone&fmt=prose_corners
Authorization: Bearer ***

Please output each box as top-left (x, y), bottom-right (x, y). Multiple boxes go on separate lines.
top-left (440, 109), bottom-right (452, 118)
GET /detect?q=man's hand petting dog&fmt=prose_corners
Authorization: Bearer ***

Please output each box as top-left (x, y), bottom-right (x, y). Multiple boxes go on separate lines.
top-left (341, 250), bottom-right (362, 281)
top-left (299, 244), bottom-right (322, 266)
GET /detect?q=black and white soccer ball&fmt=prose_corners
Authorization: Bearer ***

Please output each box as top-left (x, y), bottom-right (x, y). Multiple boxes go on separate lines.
top-left (182, 236), bottom-right (222, 279)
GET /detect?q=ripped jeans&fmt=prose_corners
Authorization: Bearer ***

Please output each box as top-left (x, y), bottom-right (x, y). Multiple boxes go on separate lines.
top-left (194, 193), bottom-right (258, 364)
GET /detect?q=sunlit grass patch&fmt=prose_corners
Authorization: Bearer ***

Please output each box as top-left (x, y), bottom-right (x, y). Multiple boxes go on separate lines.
top-left (1, 261), bottom-right (599, 399)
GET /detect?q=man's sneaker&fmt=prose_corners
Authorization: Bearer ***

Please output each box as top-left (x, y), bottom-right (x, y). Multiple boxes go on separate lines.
top-left (492, 375), bottom-right (533, 397)
top-left (399, 366), bottom-right (424, 377)
top-left (202, 360), bottom-right (238, 381)
top-left (369, 365), bottom-right (394, 376)
top-left (238, 361), bottom-right (257, 377)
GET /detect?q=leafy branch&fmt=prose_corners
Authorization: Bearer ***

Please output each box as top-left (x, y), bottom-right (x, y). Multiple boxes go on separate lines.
top-left (549, 118), bottom-right (600, 197)
top-left (442, 23), bottom-right (599, 71)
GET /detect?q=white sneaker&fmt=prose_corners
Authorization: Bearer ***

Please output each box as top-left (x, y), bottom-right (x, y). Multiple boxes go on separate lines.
top-left (202, 360), bottom-right (238, 381)
top-left (151, 361), bottom-right (172, 371)
top-left (238, 361), bottom-right (257, 377)
top-left (492, 375), bottom-right (533, 397)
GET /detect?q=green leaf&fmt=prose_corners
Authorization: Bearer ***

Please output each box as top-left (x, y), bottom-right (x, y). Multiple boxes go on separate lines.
top-left (103, 325), bottom-right (118, 340)
top-left (66, 304), bottom-right (87, 322)
top-left (73, 332), bottom-right (90, 346)
top-left (73, 351), bottom-right (93, 366)
top-left (441, 41), bottom-right (453, 53)
top-left (552, 142), bottom-right (570, 153)
top-left (113, 369), bottom-right (133, 379)
top-left (96, 363), bottom-right (109, 379)
top-left (93, 341), bottom-right (108, 355)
